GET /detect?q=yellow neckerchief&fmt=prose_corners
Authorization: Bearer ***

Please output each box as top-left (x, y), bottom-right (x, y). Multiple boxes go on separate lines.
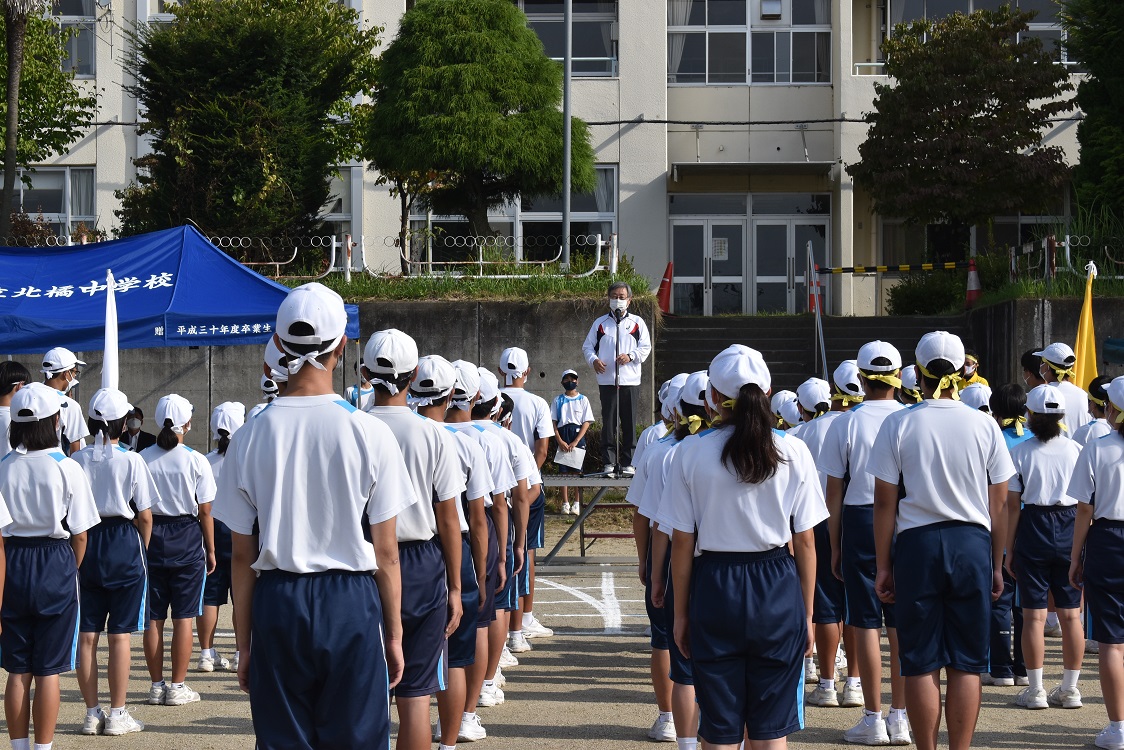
top-left (1090, 395), bottom-right (1106, 408)
top-left (679, 414), bottom-right (708, 434)
top-left (1043, 358), bottom-right (1076, 382)
top-left (1000, 415), bottom-right (1026, 436)
top-left (916, 362), bottom-right (961, 400)
top-left (832, 389), bottom-right (864, 406)
top-left (1115, 406), bottom-right (1124, 425)
top-left (1026, 409), bottom-right (1068, 431)
top-left (860, 370), bottom-right (903, 389)
top-left (902, 388), bottom-right (922, 403)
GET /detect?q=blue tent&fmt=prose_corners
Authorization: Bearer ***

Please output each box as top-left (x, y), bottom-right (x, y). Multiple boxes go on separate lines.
top-left (0, 226), bottom-right (359, 354)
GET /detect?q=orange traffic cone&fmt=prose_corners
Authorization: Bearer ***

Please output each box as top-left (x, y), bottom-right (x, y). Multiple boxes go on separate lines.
top-left (657, 262), bottom-right (674, 314)
top-left (965, 258), bottom-right (982, 309)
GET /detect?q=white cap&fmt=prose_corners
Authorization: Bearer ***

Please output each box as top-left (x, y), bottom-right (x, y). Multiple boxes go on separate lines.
top-left (211, 401), bottom-right (246, 440)
top-left (797, 378), bottom-right (832, 412)
top-left (276, 282), bottom-right (348, 373)
top-left (412, 355), bottom-right (457, 397)
top-left (41, 346), bottom-right (85, 374)
top-left (915, 331), bottom-right (966, 373)
top-left (264, 338), bottom-right (290, 383)
top-left (960, 383), bottom-right (993, 412)
top-left (1033, 342), bottom-right (1077, 368)
top-left (451, 360), bottom-right (482, 403)
top-left (780, 399), bottom-right (803, 428)
top-left (155, 393), bottom-right (193, 432)
top-left (563, 369), bottom-right (579, 380)
top-left (770, 390), bottom-right (797, 416)
top-left (901, 364), bottom-right (920, 392)
top-left (833, 360), bottom-right (864, 396)
top-left (261, 374), bottom-right (279, 396)
top-left (11, 382), bottom-right (61, 422)
top-left (680, 371), bottom-right (710, 407)
top-left (663, 373), bottom-right (690, 417)
top-left (364, 329), bottom-right (419, 376)
top-left (857, 341), bottom-right (902, 373)
top-left (1107, 376), bottom-right (1124, 420)
top-left (708, 345), bottom-right (771, 399)
top-left (500, 347), bottom-right (530, 385)
top-left (477, 368), bottom-right (500, 404)
top-left (1026, 384), bottom-right (1067, 415)
top-left (89, 388), bottom-right (132, 422)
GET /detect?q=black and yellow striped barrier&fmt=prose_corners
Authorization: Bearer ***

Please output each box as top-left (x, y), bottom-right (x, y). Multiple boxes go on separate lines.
top-left (816, 261), bottom-right (971, 275)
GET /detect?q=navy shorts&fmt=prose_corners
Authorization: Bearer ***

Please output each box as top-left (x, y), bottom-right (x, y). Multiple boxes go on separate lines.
top-left (1013, 505), bottom-right (1081, 610)
top-left (214, 519), bottom-right (233, 564)
top-left (250, 570), bottom-right (390, 750)
top-left (515, 487), bottom-right (546, 599)
top-left (204, 559), bottom-right (232, 607)
top-left (664, 566), bottom-right (693, 685)
top-left (79, 517), bottom-right (148, 634)
top-left (894, 522), bottom-right (992, 676)
top-left (494, 515), bottom-right (518, 612)
top-left (449, 537), bottom-right (480, 669)
top-left (147, 516), bottom-right (206, 621)
top-left (689, 549), bottom-right (806, 743)
top-left (396, 538), bottom-right (449, 698)
top-left (478, 510), bottom-right (500, 629)
top-left (841, 505), bottom-right (896, 630)
top-left (557, 424), bottom-right (586, 475)
top-left (1, 537), bottom-right (80, 676)
top-left (644, 540), bottom-right (670, 651)
top-left (1083, 521), bottom-right (1124, 644)
top-left (813, 520), bottom-right (845, 624)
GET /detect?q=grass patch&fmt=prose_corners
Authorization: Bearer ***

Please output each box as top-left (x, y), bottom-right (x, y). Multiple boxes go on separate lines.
top-left (301, 270), bottom-right (652, 302)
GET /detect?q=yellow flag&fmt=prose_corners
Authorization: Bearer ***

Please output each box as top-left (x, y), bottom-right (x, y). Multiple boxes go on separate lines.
top-left (1074, 262), bottom-right (1098, 390)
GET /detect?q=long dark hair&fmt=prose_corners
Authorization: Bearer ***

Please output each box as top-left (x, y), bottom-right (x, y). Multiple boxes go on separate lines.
top-left (216, 428), bottom-right (232, 456)
top-left (9, 415), bottom-right (59, 451)
top-left (88, 415), bottom-right (127, 441)
top-left (674, 401), bottom-right (709, 441)
top-left (720, 383), bottom-right (783, 484)
top-left (1028, 412), bottom-right (1062, 442)
top-left (156, 418), bottom-right (180, 450)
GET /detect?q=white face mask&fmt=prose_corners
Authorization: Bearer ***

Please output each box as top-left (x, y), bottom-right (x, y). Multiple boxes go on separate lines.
top-left (609, 298), bottom-right (628, 313)
top-left (64, 373), bottom-right (79, 393)
top-left (127, 418), bottom-right (141, 431)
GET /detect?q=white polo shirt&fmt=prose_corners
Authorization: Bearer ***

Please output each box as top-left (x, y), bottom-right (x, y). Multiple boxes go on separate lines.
top-left (551, 393), bottom-right (595, 430)
top-left (213, 395), bottom-right (417, 574)
top-left (447, 422), bottom-right (518, 502)
top-left (1008, 435), bottom-right (1081, 507)
top-left (1056, 380), bottom-right (1092, 435)
top-left (795, 410), bottom-right (844, 493)
top-left (868, 400), bottom-right (1015, 533)
top-left (502, 387), bottom-right (555, 453)
top-left (644, 435), bottom-right (686, 526)
top-left (247, 402), bottom-right (270, 420)
top-left (661, 427), bottom-right (828, 553)
top-left (626, 432), bottom-right (674, 514)
top-left (72, 443), bottom-right (161, 519)
top-left (1072, 418), bottom-right (1112, 447)
top-left (57, 390), bottom-right (90, 450)
top-left (633, 421), bottom-right (669, 471)
top-left (344, 385), bottom-right (375, 411)
top-left (206, 450), bottom-right (225, 484)
top-left (479, 421), bottom-right (535, 484)
top-left (820, 400), bottom-right (906, 506)
top-left (367, 405), bottom-right (465, 543)
top-left (0, 449), bottom-right (99, 538)
top-left (141, 443), bottom-right (217, 517)
top-left (447, 426), bottom-right (493, 510)
top-left (1068, 431), bottom-right (1124, 521)
top-left (0, 406), bottom-right (10, 458)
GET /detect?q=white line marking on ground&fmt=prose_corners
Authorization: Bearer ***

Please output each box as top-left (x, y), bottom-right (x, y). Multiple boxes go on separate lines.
top-left (538, 576), bottom-right (621, 633)
top-left (601, 572), bottom-right (622, 634)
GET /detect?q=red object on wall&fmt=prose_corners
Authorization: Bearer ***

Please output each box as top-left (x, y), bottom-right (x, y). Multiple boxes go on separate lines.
top-left (657, 262), bottom-right (673, 314)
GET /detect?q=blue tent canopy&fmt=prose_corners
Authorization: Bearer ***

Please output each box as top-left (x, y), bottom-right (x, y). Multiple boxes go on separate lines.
top-left (0, 226), bottom-right (359, 354)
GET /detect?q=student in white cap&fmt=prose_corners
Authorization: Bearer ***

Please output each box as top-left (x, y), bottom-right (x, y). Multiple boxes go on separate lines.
top-left (770, 390), bottom-right (798, 430)
top-left (344, 367), bottom-right (375, 411)
top-left (634, 377), bottom-right (676, 468)
top-left (869, 331), bottom-right (1014, 750)
top-left (0, 360), bottom-right (30, 458)
top-left (960, 383), bottom-right (993, 415)
top-left (446, 359), bottom-right (519, 741)
top-left (833, 360), bottom-right (866, 411)
top-left (197, 401), bottom-right (246, 674)
top-left (1034, 343), bottom-right (1091, 435)
top-left (1007, 384), bottom-right (1085, 711)
top-left (780, 399), bottom-right (804, 432)
top-left (71, 387), bottom-right (159, 737)
top-left (0, 381), bottom-right (100, 750)
top-left (498, 346), bottom-right (555, 642)
top-left (1068, 376), bottom-right (1124, 750)
top-left (213, 282), bottom-right (416, 750)
top-left (40, 346), bottom-right (90, 455)
top-left (898, 365), bottom-right (922, 406)
top-left (661, 345), bottom-right (825, 749)
top-left (1073, 376), bottom-right (1114, 447)
top-left (248, 375), bottom-right (280, 420)
top-left (247, 339), bottom-right (289, 420)
top-left (821, 341), bottom-right (910, 746)
top-left (552, 368), bottom-right (594, 515)
top-left (140, 393), bottom-right (217, 707)
top-left (364, 329), bottom-right (465, 750)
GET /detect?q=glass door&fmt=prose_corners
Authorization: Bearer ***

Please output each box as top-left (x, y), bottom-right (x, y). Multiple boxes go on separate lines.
top-left (671, 220), bottom-right (747, 315)
top-left (751, 219), bottom-right (831, 313)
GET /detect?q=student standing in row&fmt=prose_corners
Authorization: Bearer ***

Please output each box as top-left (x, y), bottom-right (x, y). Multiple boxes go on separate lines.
top-left (870, 331), bottom-right (1014, 750)
top-left (0, 361), bottom-right (30, 458)
top-left (663, 345), bottom-right (824, 749)
top-left (1068, 376), bottom-right (1124, 750)
top-left (1073, 376), bottom-right (1114, 447)
top-left (1034, 343), bottom-right (1091, 435)
top-left (552, 369), bottom-right (594, 515)
top-left (141, 394), bottom-right (217, 707)
top-left (73, 388), bottom-right (159, 736)
top-left (40, 347), bottom-right (90, 455)
top-left (0, 382), bottom-right (101, 750)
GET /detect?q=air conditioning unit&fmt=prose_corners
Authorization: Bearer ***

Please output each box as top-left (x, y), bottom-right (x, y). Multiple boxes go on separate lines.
top-left (761, 0), bottom-right (782, 20)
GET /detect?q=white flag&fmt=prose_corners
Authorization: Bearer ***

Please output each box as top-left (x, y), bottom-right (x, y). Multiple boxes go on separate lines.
top-left (103, 269), bottom-right (118, 390)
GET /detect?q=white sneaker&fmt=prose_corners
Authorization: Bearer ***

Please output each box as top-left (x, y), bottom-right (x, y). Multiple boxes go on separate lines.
top-left (478, 683), bottom-right (505, 707)
top-left (1015, 686), bottom-right (1049, 709)
top-left (621, 465), bottom-right (636, 477)
top-left (1048, 685), bottom-right (1083, 708)
top-left (198, 654), bottom-right (215, 672)
top-left (230, 651), bottom-right (240, 672)
top-left (498, 645), bottom-right (519, 667)
top-left (522, 614), bottom-right (554, 639)
top-left (982, 674), bottom-right (1015, 686)
top-left (836, 645), bottom-right (849, 674)
top-left (165, 683), bottom-right (201, 706)
top-left (1044, 621), bottom-right (1063, 638)
top-left (887, 714), bottom-right (912, 746)
top-left (1015, 675), bottom-right (1030, 686)
top-left (459, 713), bottom-right (487, 742)
top-left (807, 686), bottom-right (840, 707)
top-left (81, 708), bottom-right (106, 735)
top-left (804, 658), bottom-right (820, 684)
top-left (1088, 640), bottom-right (1101, 655)
top-left (1097, 724), bottom-right (1124, 750)
top-left (602, 464), bottom-right (616, 476)
top-left (493, 666), bottom-right (506, 688)
top-left (147, 683), bottom-right (167, 705)
top-left (843, 714), bottom-right (890, 746)
top-left (561, 501), bottom-right (571, 515)
top-left (507, 632), bottom-right (532, 653)
top-left (841, 683), bottom-right (864, 708)
top-left (648, 714), bottom-right (676, 742)
top-left (104, 709), bottom-right (145, 736)
top-left (572, 502), bottom-right (580, 515)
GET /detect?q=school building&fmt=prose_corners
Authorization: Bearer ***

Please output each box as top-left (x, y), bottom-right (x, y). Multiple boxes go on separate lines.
top-left (34, 0), bottom-right (1079, 316)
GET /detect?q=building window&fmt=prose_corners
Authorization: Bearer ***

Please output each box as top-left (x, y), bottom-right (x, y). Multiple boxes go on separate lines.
top-left (8, 167), bottom-right (96, 236)
top-left (321, 167), bottom-right (354, 241)
top-left (668, 0), bottom-right (831, 85)
top-left (520, 1), bottom-right (618, 77)
top-left (54, 0), bottom-right (95, 77)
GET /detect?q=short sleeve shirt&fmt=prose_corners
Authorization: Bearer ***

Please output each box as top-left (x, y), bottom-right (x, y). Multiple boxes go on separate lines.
top-left (0, 449), bottom-right (100, 538)
top-left (820, 401), bottom-right (905, 506)
top-left (1008, 435), bottom-right (1082, 507)
top-left (141, 443), bottom-right (217, 517)
top-left (1068, 431), bottom-right (1124, 521)
top-left (72, 444), bottom-right (161, 519)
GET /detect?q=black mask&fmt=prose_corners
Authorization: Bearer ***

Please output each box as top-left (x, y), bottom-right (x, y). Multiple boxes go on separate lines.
top-left (562, 379), bottom-right (577, 390)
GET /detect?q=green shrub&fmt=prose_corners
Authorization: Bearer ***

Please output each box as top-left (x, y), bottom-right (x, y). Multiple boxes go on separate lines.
top-left (886, 271), bottom-right (966, 315)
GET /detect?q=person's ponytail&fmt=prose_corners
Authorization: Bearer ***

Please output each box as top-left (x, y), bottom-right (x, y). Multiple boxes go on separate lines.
top-left (720, 383), bottom-right (783, 484)
top-left (217, 428), bottom-right (231, 456)
top-left (88, 415), bottom-right (126, 442)
top-left (156, 418), bottom-right (179, 450)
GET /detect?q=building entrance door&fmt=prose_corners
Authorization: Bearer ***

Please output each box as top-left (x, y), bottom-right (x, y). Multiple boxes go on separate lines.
top-left (751, 219), bottom-right (829, 314)
top-left (670, 219), bottom-right (747, 315)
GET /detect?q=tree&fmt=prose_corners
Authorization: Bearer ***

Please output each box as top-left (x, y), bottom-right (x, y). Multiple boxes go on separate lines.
top-left (362, 0), bottom-right (596, 238)
top-left (1060, 0), bottom-right (1124, 219)
top-left (117, 0), bottom-right (379, 239)
top-left (847, 5), bottom-right (1074, 256)
top-left (1, 10), bottom-right (96, 238)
